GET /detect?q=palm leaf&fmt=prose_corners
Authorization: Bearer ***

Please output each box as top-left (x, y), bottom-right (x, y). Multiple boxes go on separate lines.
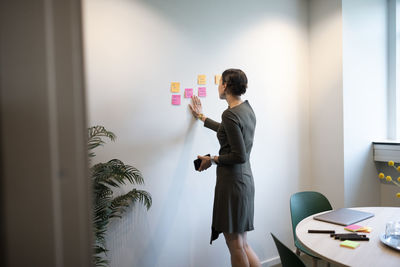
top-left (93, 249), bottom-right (108, 267)
top-left (93, 159), bottom-right (144, 187)
top-left (88, 126), bottom-right (116, 158)
top-left (110, 188), bottom-right (152, 219)
top-left (89, 126), bottom-right (152, 267)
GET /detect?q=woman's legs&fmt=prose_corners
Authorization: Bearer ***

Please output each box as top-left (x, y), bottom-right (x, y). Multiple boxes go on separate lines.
top-left (223, 232), bottom-right (249, 267)
top-left (223, 232), bottom-right (261, 267)
top-left (242, 232), bottom-right (261, 267)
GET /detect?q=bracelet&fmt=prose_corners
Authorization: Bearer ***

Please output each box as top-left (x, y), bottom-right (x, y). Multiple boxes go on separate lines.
top-left (198, 113), bottom-right (205, 120)
top-left (210, 155), bottom-right (217, 165)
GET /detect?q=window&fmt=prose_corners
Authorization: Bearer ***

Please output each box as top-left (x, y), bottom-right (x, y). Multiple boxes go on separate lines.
top-left (389, 0), bottom-right (400, 139)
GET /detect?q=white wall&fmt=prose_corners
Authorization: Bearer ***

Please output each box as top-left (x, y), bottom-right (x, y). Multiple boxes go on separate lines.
top-left (309, 0), bottom-right (345, 208)
top-left (83, 0), bottom-right (310, 266)
top-left (342, 0), bottom-right (387, 207)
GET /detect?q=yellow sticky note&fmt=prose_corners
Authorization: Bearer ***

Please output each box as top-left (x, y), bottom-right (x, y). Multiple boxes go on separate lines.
top-left (340, 240), bottom-right (360, 249)
top-left (171, 82), bottom-right (180, 93)
top-left (198, 75), bottom-right (206, 85)
top-left (358, 226), bottom-right (372, 233)
top-left (215, 74), bottom-right (222, 85)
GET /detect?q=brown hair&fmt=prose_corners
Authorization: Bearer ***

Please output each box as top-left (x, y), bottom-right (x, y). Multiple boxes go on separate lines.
top-left (221, 69), bottom-right (248, 96)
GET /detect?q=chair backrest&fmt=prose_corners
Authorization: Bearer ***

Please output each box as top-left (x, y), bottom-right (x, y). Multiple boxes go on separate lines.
top-left (290, 191), bottom-right (332, 244)
top-left (271, 233), bottom-right (306, 267)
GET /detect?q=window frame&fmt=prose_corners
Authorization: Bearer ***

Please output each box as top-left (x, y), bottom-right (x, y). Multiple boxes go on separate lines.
top-left (389, 0), bottom-right (400, 139)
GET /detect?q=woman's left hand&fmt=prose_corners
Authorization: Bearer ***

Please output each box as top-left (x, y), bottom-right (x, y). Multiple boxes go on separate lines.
top-left (197, 155), bottom-right (211, 171)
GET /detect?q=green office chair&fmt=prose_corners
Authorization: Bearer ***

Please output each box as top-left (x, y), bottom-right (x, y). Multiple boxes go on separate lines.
top-left (271, 233), bottom-right (306, 267)
top-left (290, 191), bottom-right (332, 267)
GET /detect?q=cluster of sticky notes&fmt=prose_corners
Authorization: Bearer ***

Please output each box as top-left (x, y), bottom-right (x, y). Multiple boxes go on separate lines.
top-left (197, 75), bottom-right (207, 97)
top-left (170, 73), bottom-right (222, 105)
top-left (170, 82), bottom-right (181, 105)
top-left (344, 224), bottom-right (372, 233)
top-left (340, 240), bottom-right (360, 249)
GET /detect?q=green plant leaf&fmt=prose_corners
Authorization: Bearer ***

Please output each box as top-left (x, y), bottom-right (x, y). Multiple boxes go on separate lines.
top-left (89, 125), bottom-right (152, 267)
top-left (92, 159), bottom-right (145, 187)
top-left (88, 126), bottom-right (116, 158)
top-left (110, 188), bottom-right (152, 219)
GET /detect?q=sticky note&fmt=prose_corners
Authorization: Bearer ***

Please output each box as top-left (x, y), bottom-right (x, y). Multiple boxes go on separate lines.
top-left (358, 226), bottom-right (372, 233)
top-left (171, 82), bottom-right (180, 93)
top-left (215, 74), bottom-right (222, 85)
top-left (344, 225), bottom-right (372, 233)
top-left (198, 75), bottom-right (206, 85)
top-left (344, 225), bottom-right (362, 232)
top-left (172, 95), bottom-right (181, 105)
top-left (340, 240), bottom-right (360, 249)
top-left (198, 87), bottom-right (206, 97)
top-left (184, 88), bottom-right (193, 98)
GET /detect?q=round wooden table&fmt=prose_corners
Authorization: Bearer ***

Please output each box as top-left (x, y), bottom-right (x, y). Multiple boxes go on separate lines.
top-left (296, 207), bottom-right (400, 267)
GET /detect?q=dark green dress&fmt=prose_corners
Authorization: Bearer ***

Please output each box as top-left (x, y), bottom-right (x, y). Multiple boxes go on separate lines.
top-left (204, 100), bottom-right (256, 244)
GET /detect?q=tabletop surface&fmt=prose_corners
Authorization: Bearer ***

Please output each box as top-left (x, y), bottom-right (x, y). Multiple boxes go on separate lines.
top-left (296, 207), bottom-right (400, 267)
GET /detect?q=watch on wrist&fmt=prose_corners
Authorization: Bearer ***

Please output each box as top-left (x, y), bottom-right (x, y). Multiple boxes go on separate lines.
top-left (210, 155), bottom-right (217, 165)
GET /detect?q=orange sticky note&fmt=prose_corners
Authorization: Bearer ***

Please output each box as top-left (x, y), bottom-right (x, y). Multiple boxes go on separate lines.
top-left (171, 82), bottom-right (180, 93)
top-left (215, 74), bottom-right (222, 85)
top-left (340, 240), bottom-right (359, 249)
top-left (358, 226), bottom-right (372, 233)
top-left (198, 75), bottom-right (206, 85)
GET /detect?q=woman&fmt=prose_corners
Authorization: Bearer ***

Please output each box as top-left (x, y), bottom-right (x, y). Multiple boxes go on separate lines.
top-left (189, 69), bottom-right (260, 267)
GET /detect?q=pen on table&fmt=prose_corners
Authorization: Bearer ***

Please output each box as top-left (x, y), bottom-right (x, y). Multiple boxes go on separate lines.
top-left (339, 237), bottom-right (369, 241)
top-left (308, 230), bottom-right (335, 234)
top-left (331, 233), bottom-right (367, 238)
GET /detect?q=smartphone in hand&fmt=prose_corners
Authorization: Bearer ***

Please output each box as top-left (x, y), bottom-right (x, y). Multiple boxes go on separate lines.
top-left (194, 154), bottom-right (210, 170)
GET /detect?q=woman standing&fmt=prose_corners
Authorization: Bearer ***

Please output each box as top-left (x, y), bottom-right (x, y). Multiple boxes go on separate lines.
top-left (189, 69), bottom-right (260, 267)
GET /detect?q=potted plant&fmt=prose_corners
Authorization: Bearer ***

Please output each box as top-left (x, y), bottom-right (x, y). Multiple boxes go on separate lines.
top-left (88, 126), bottom-right (152, 266)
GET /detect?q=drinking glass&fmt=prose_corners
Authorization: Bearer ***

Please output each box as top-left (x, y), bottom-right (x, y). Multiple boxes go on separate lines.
top-left (385, 221), bottom-right (400, 238)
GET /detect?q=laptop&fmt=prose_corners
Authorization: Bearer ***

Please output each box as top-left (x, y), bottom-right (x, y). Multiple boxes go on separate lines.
top-left (313, 208), bottom-right (374, 226)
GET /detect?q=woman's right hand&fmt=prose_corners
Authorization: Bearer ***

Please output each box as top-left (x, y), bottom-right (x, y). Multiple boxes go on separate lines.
top-left (189, 96), bottom-right (204, 120)
top-left (197, 155), bottom-right (212, 171)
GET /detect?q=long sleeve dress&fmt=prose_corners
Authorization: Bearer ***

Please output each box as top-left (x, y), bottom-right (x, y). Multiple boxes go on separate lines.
top-left (204, 100), bottom-right (256, 244)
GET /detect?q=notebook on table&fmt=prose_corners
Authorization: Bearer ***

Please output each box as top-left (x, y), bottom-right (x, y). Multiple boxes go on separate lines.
top-left (313, 208), bottom-right (374, 226)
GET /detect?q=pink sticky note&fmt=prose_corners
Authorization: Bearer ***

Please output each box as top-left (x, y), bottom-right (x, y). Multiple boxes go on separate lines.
top-left (184, 88), bottom-right (193, 98)
top-left (172, 95), bottom-right (181, 105)
top-left (344, 225), bottom-right (362, 232)
top-left (198, 87), bottom-right (206, 97)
